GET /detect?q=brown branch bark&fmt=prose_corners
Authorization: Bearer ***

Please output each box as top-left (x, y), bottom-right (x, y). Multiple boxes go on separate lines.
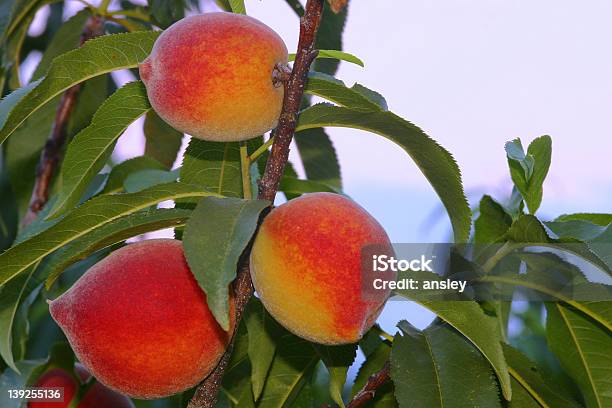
top-left (187, 1), bottom-right (325, 407)
top-left (22, 15), bottom-right (104, 226)
top-left (346, 361), bottom-right (391, 408)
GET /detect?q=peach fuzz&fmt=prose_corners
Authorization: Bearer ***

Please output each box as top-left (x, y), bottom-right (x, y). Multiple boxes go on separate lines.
top-left (29, 364), bottom-right (134, 408)
top-left (250, 193), bottom-right (395, 345)
top-left (139, 13), bottom-right (288, 141)
top-left (49, 239), bottom-right (233, 399)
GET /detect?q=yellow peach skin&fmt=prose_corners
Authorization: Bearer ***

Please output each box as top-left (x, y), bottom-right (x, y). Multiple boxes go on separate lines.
top-left (139, 13), bottom-right (288, 141)
top-left (250, 193), bottom-right (395, 345)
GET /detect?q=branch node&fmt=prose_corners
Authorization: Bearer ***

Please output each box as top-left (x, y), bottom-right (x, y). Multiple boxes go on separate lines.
top-left (272, 63), bottom-right (292, 88)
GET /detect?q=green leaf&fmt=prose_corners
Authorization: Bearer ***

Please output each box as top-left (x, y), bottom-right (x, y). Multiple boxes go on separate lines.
top-left (11, 286), bottom-right (38, 365)
top-left (102, 156), bottom-right (166, 194)
top-left (503, 343), bottom-right (581, 408)
top-left (144, 110), bottom-right (183, 168)
top-left (291, 381), bottom-right (315, 408)
top-left (6, 74), bottom-right (107, 217)
top-left (313, 1), bottom-right (347, 75)
top-left (0, 79), bottom-right (39, 140)
top-left (294, 128), bottom-right (343, 191)
top-left (279, 176), bottom-right (342, 195)
top-left (3, 4), bottom-right (34, 90)
top-left (555, 213), bottom-right (612, 226)
top-left (180, 139), bottom-right (243, 198)
top-left (314, 343), bottom-right (357, 408)
top-left (283, 0), bottom-right (305, 17)
top-left (507, 214), bottom-right (550, 243)
top-left (66, 75), bottom-right (110, 137)
top-left (124, 168), bottom-right (179, 192)
top-left (0, 31), bottom-right (159, 145)
top-left (352, 336), bottom-right (396, 407)
top-left (391, 321), bottom-right (501, 408)
top-left (353, 339), bottom-right (388, 391)
top-left (148, 0), bottom-right (187, 29)
top-left (305, 72), bottom-right (385, 112)
top-left (590, 226), bottom-right (612, 271)
top-left (257, 331), bottom-right (319, 408)
top-left (506, 214), bottom-right (612, 274)
top-left (474, 195), bottom-right (512, 243)
top-left (358, 327), bottom-right (386, 358)
top-left (546, 303), bottom-right (612, 408)
top-left (0, 266), bottom-right (37, 372)
top-left (289, 50), bottom-right (363, 67)
top-left (228, 0), bottom-right (246, 14)
top-left (244, 298), bottom-right (283, 401)
top-left (293, 0), bottom-right (348, 191)
top-left (505, 136), bottom-right (552, 214)
top-left (0, 198), bottom-right (71, 371)
top-left (297, 103), bottom-right (471, 243)
top-left (0, 151), bottom-right (18, 250)
top-left (545, 221), bottom-right (612, 271)
top-left (394, 271), bottom-right (511, 400)
top-left (505, 139), bottom-right (533, 183)
top-left (481, 249), bottom-right (611, 327)
top-left (221, 323), bottom-right (255, 407)
top-left (299, 71), bottom-right (391, 193)
top-left (507, 377), bottom-right (541, 408)
top-left (48, 81), bottom-right (151, 218)
top-left (545, 220), bottom-right (607, 241)
top-left (524, 135), bottom-right (552, 212)
top-left (5, 96), bottom-right (58, 216)
top-left (30, 9), bottom-right (91, 81)
top-left (42, 208), bottom-right (191, 290)
top-left (0, 0), bottom-right (17, 42)
top-left (183, 197), bottom-right (269, 330)
top-left (2, 0), bottom-right (59, 42)
top-left (0, 182), bottom-right (218, 288)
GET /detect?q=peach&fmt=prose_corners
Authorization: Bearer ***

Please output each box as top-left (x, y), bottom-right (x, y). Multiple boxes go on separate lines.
top-left (250, 193), bottom-right (394, 345)
top-left (29, 364), bottom-right (134, 408)
top-left (49, 239), bottom-right (233, 399)
top-left (139, 13), bottom-right (288, 141)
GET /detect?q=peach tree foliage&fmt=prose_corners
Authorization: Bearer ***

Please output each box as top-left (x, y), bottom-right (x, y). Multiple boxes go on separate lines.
top-left (0, 1), bottom-right (610, 407)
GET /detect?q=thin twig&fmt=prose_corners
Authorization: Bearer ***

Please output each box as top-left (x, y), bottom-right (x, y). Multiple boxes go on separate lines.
top-left (239, 141), bottom-right (252, 200)
top-left (187, 1), bottom-right (325, 407)
top-left (23, 15), bottom-right (104, 226)
top-left (248, 136), bottom-right (275, 163)
top-left (346, 361), bottom-right (391, 408)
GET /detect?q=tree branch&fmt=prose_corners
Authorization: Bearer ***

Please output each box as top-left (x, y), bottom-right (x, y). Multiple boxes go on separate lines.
top-left (23, 15), bottom-right (104, 226)
top-left (346, 361), bottom-right (391, 408)
top-left (187, 1), bottom-right (325, 407)
top-left (257, 2), bottom-right (322, 201)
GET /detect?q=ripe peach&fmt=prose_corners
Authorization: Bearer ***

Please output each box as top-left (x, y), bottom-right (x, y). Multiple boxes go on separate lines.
top-left (49, 239), bottom-right (233, 399)
top-left (139, 13), bottom-right (288, 141)
top-left (250, 193), bottom-right (394, 345)
top-left (29, 364), bottom-right (134, 408)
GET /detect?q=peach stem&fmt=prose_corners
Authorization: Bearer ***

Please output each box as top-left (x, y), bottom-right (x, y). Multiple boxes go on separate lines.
top-left (239, 141), bottom-right (252, 200)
